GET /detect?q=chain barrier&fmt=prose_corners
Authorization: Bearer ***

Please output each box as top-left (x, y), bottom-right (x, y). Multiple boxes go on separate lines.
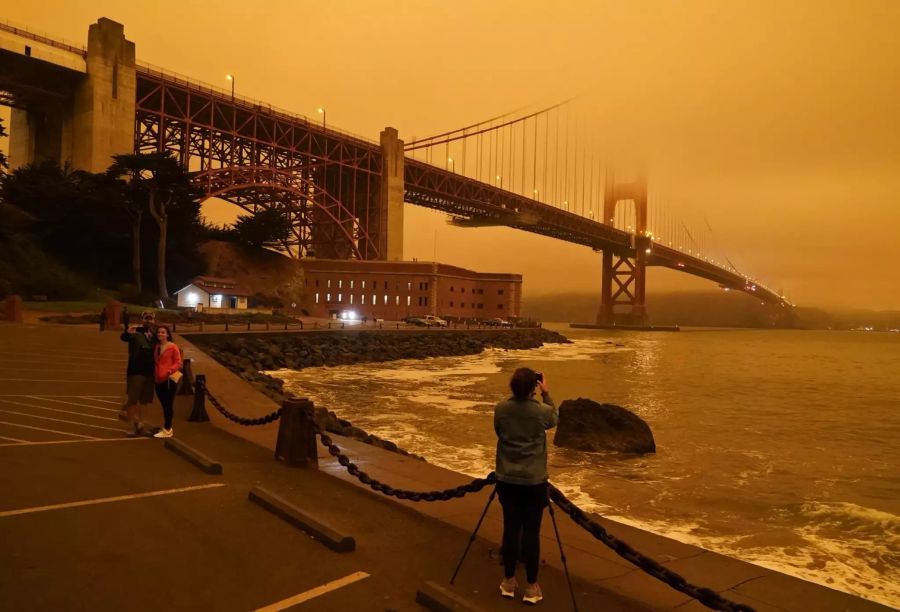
top-left (548, 484), bottom-right (755, 612)
top-left (314, 426), bottom-right (496, 501)
top-left (204, 384), bottom-right (282, 426)
top-left (194, 383), bottom-right (751, 610)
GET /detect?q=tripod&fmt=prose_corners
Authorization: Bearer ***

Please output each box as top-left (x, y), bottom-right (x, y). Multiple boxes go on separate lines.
top-left (450, 483), bottom-right (579, 611)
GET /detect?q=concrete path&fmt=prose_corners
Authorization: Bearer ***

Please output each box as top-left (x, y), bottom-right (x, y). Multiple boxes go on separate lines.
top-left (0, 322), bottom-right (891, 611)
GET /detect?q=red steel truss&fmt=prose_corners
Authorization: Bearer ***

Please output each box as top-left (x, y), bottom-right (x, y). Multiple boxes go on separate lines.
top-left (134, 67), bottom-right (383, 259)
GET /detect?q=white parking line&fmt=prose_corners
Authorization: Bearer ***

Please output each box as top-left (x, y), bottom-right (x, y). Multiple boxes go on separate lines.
top-left (0, 401), bottom-right (117, 422)
top-left (0, 483), bottom-right (226, 518)
top-left (0, 437), bottom-right (145, 447)
top-left (0, 378), bottom-right (123, 384)
top-left (78, 396), bottom-right (121, 404)
top-left (0, 409), bottom-right (123, 432)
top-left (24, 396), bottom-right (119, 414)
top-left (0, 420), bottom-right (95, 439)
top-left (254, 572), bottom-right (370, 611)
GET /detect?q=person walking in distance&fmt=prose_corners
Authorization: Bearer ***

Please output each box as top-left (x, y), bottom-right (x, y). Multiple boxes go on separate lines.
top-left (152, 325), bottom-right (182, 439)
top-left (120, 311), bottom-right (157, 435)
top-left (494, 368), bottom-right (558, 605)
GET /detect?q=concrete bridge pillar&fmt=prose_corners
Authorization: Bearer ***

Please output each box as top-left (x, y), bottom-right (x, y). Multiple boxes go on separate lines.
top-left (378, 127), bottom-right (405, 261)
top-left (72, 18), bottom-right (136, 172)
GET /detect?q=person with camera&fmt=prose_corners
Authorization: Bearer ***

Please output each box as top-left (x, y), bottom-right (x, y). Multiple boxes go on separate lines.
top-left (120, 311), bottom-right (157, 436)
top-left (494, 367), bottom-right (558, 605)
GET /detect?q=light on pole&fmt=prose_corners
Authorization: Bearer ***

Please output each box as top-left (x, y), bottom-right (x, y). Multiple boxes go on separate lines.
top-left (226, 74), bottom-right (235, 100)
top-left (496, 175), bottom-right (502, 189)
top-left (317, 107), bottom-right (326, 131)
top-left (448, 157), bottom-right (454, 172)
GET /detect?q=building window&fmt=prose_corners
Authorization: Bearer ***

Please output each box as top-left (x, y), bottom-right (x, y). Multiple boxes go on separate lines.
top-left (338, 280), bottom-right (343, 289)
top-left (326, 293), bottom-right (331, 302)
top-left (315, 293), bottom-right (319, 303)
top-left (461, 288), bottom-right (466, 293)
top-left (498, 304), bottom-right (504, 309)
top-left (361, 280), bottom-right (366, 289)
top-left (361, 295), bottom-right (366, 304)
top-left (338, 294), bottom-right (342, 303)
top-left (350, 280), bottom-right (354, 289)
top-left (372, 294), bottom-right (377, 305)
top-left (407, 296), bottom-right (411, 306)
top-left (450, 286), bottom-right (454, 292)
top-left (461, 302), bottom-right (465, 308)
top-left (424, 297), bottom-right (428, 306)
top-left (450, 301), bottom-right (454, 307)
top-left (384, 294), bottom-right (388, 305)
top-left (327, 280), bottom-right (331, 288)
top-left (498, 289), bottom-right (504, 295)
top-left (350, 294), bottom-right (354, 304)
top-left (407, 282), bottom-right (412, 291)
top-left (316, 279), bottom-right (320, 287)
top-left (478, 303), bottom-right (484, 309)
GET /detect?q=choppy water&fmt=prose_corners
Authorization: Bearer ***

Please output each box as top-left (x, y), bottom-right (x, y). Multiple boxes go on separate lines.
top-left (270, 327), bottom-right (900, 607)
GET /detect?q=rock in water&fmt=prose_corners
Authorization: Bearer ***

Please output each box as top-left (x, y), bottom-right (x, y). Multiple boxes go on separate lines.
top-left (553, 398), bottom-right (656, 454)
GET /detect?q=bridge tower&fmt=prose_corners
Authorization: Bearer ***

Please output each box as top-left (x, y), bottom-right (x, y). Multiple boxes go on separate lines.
top-left (598, 171), bottom-right (650, 325)
top-left (378, 127), bottom-right (405, 261)
top-left (8, 18), bottom-right (135, 173)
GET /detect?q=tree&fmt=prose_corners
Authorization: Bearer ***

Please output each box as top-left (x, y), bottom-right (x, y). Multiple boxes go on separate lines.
top-left (233, 207), bottom-right (294, 249)
top-left (107, 153), bottom-right (199, 299)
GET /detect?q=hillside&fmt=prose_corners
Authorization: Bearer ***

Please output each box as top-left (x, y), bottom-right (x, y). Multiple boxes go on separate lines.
top-left (200, 241), bottom-right (307, 308)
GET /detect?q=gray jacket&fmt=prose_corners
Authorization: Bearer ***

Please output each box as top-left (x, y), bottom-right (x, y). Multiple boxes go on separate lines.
top-left (494, 392), bottom-right (558, 485)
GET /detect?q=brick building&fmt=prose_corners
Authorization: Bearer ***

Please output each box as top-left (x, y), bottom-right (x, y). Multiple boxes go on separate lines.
top-left (300, 259), bottom-right (522, 320)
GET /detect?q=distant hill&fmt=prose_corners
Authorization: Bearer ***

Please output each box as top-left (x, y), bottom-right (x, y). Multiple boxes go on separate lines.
top-left (521, 290), bottom-right (899, 330)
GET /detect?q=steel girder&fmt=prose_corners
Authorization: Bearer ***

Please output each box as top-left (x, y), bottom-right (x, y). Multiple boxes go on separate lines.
top-left (134, 68), bottom-right (383, 259)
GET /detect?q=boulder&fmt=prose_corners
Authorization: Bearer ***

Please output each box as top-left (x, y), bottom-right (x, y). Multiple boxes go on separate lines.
top-left (553, 398), bottom-right (655, 454)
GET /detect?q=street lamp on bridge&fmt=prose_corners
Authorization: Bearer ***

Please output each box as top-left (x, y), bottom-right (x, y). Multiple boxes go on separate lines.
top-left (448, 157), bottom-right (454, 172)
top-left (226, 74), bottom-right (234, 100)
top-left (317, 107), bottom-right (326, 131)
top-left (496, 175), bottom-right (502, 189)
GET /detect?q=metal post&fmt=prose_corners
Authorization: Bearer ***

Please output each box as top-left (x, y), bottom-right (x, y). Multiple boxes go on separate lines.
top-left (274, 397), bottom-right (319, 468)
top-left (177, 358), bottom-right (195, 396)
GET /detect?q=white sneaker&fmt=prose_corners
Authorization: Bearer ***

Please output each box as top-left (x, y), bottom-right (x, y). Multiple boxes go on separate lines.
top-left (153, 428), bottom-right (174, 439)
top-left (523, 583), bottom-right (542, 605)
top-left (499, 576), bottom-right (517, 599)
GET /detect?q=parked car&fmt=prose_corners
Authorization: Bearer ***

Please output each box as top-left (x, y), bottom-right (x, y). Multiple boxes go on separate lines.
top-left (485, 317), bottom-right (512, 327)
top-left (404, 317), bottom-right (428, 326)
top-left (423, 315), bottom-right (449, 327)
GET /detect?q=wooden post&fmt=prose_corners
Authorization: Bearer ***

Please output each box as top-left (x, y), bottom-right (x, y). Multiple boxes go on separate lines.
top-left (105, 299), bottom-right (121, 330)
top-left (275, 398), bottom-right (319, 468)
top-left (189, 374), bottom-right (210, 422)
top-left (225, 322), bottom-right (230, 331)
top-left (5, 295), bottom-right (23, 323)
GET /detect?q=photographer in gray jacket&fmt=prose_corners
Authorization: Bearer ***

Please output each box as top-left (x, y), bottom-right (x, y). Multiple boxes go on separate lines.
top-left (494, 367), bottom-right (558, 605)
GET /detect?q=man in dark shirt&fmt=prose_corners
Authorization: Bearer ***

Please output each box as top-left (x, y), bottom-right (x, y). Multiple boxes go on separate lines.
top-left (120, 311), bottom-right (157, 435)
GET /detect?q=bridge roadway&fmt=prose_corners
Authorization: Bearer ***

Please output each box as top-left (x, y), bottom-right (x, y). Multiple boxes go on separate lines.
top-left (0, 320), bottom-right (887, 611)
top-left (0, 21), bottom-right (786, 306)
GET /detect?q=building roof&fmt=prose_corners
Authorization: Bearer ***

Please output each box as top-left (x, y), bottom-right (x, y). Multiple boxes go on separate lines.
top-left (174, 276), bottom-right (252, 297)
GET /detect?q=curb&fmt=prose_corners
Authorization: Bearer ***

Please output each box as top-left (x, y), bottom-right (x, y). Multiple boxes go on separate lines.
top-left (416, 581), bottom-right (484, 612)
top-left (164, 439), bottom-right (223, 474)
top-left (248, 486), bottom-right (355, 553)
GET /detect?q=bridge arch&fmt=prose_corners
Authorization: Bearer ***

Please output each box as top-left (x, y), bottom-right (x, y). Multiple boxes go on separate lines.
top-left (192, 166), bottom-right (378, 260)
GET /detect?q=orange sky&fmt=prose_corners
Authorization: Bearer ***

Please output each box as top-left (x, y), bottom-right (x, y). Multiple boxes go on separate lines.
top-left (4, 1), bottom-right (899, 309)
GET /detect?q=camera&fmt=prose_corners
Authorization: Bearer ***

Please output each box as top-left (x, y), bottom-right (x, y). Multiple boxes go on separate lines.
top-left (535, 372), bottom-right (543, 383)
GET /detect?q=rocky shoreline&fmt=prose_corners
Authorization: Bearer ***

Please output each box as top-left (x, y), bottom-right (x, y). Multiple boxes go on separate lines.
top-left (186, 328), bottom-right (570, 457)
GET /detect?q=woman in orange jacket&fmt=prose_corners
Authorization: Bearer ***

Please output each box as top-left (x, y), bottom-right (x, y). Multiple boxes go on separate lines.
top-left (153, 325), bottom-right (182, 438)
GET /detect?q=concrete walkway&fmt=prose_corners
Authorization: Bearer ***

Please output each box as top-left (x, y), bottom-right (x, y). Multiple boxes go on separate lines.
top-left (0, 321), bottom-right (891, 611)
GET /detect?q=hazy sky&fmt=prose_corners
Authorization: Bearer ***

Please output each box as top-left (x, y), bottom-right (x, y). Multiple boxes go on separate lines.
top-left (4, 1), bottom-right (899, 309)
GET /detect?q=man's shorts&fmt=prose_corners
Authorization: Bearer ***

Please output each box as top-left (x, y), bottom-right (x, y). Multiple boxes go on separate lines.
top-left (125, 375), bottom-right (155, 405)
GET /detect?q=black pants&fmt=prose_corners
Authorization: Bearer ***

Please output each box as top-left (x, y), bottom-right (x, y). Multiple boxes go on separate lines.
top-left (154, 380), bottom-right (176, 429)
top-left (497, 481), bottom-right (548, 584)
